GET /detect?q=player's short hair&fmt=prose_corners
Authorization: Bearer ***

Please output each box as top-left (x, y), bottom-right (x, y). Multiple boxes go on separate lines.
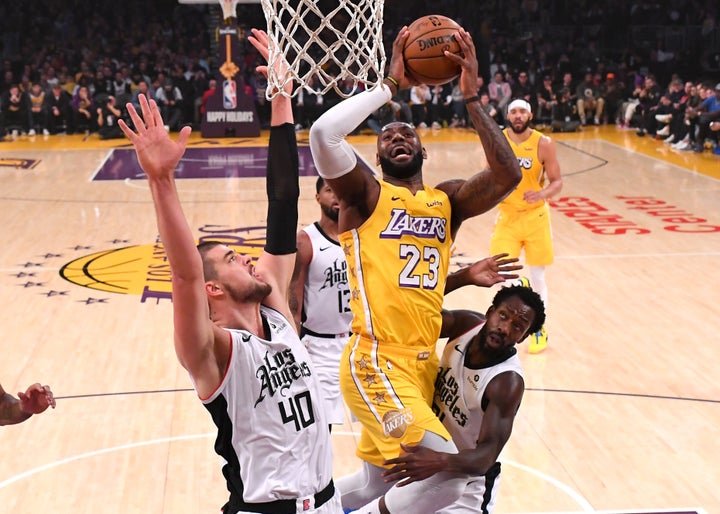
top-left (197, 241), bottom-right (223, 281)
top-left (491, 285), bottom-right (546, 335)
top-left (316, 176), bottom-right (325, 193)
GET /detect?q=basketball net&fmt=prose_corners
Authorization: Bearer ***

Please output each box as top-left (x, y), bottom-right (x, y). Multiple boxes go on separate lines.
top-left (259, 0), bottom-right (386, 99)
top-left (219, 0), bottom-right (239, 20)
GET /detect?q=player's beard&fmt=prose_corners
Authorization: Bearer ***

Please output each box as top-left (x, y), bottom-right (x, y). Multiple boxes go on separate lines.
top-left (226, 281), bottom-right (272, 304)
top-left (321, 203), bottom-right (339, 222)
top-left (509, 118), bottom-right (531, 134)
top-left (378, 151), bottom-right (423, 180)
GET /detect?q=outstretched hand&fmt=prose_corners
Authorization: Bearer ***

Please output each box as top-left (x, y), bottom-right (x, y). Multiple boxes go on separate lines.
top-left (444, 28), bottom-right (478, 97)
top-left (462, 253), bottom-right (522, 287)
top-left (387, 27), bottom-right (418, 90)
top-left (248, 28), bottom-right (293, 96)
top-left (382, 443), bottom-right (449, 486)
top-left (18, 383), bottom-right (56, 415)
top-left (118, 94), bottom-right (191, 179)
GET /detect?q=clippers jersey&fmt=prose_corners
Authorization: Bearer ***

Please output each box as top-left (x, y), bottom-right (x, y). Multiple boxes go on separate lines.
top-left (301, 222), bottom-right (352, 335)
top-left (200, 306), bottom-right (334, 505)
top-left (433, 323), bottom-right (523, 452)
top-left (339, 179), bottom-right (453, 349)
top-left (499, 129), bottom-right (546, 212)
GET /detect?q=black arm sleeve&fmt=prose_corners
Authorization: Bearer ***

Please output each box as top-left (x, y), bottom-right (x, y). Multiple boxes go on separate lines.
top-left (264, 122), bottom-right (300, 255)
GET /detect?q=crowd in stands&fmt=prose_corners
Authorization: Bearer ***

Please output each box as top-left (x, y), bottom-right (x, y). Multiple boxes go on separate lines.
top-left (1, 0), bottom-right (719, 152)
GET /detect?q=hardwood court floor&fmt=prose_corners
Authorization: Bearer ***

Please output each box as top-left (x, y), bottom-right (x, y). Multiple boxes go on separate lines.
top-left (0, 124), bottom-right (718, 514)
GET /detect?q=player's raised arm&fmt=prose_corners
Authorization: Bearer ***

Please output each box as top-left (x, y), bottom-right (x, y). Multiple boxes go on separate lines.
top-left (119, 96), bottom-right (222, 396)
top-left (248, 29), bottom-right (299, 321)
top-left (440, 29), bottom-right (521, 235)
top-left (309, 28), bottom-right (415, 226)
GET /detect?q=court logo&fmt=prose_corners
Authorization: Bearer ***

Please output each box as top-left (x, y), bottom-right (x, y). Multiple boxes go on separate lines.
top-left (0, 157), bottom-right (40, 169)
top-left (58, 224), bottom-right (267, 303)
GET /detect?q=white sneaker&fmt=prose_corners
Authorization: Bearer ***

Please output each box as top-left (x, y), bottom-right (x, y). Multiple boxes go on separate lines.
top-left (43, 129), bottom-right (50, 136)
top-left (655, 114), bottom-right (672, 123)
top-left (11, 129), bottom-right (18, 137)
top-left (431, 121), bottom-right (441, 129)
top-left (418, 122), bottom-right (427, 129)
top-left (656, 125), bottom-right (670, 136)
top-left (663, 134), bottom-right (675, 144)
top-left (28, 129), bottom-right (36, 136)
top-left (674, 141), bottom-right (690, 150)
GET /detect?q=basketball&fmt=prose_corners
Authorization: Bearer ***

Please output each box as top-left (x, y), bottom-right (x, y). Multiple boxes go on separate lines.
top-left (403, 15), bottom-right (463, 86)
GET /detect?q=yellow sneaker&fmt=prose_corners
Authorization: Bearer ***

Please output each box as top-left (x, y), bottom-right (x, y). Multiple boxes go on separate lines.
top-left (528, 325), bottom-right (548, 354)
top-left (518, 276), bottom-right (531, 288)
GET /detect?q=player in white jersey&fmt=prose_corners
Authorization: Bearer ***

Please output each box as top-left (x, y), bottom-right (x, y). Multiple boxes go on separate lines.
top-left (381, 285), bottom-right (545, 514)
top-left (119, 30), bottom-right (342, 514)
top-left (290, 177), bottom-right (352, 425)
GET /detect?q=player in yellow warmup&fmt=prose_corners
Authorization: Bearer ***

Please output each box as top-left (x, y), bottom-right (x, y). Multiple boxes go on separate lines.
top-left (490, 98), bottom-right (563, 353)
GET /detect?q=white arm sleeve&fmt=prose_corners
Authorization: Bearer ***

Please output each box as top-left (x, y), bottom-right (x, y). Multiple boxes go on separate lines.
top-left (309, 85), bottom-right (393, 179)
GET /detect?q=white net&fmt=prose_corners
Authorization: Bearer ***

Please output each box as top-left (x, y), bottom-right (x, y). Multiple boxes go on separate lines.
top-left (259, 0), bottom-right (386, 99)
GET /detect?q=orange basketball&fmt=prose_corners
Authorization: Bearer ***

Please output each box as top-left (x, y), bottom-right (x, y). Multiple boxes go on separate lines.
top-left (402, 15), bottom-right (463, 86)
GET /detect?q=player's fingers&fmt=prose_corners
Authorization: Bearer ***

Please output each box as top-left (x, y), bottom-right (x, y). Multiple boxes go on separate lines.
top-left (138, 94), bottom-right (154, 127)
top-left (176, 126), bottom-right (192, 150)
top-left (125, 102), bottom-right (146, 135)
top-left (146, 98), bottom-right (163, 128)
top-left (117, 119), bottom-right (137, 142)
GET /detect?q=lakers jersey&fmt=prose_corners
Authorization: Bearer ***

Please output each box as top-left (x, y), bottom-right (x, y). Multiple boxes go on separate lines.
top-left (199, 306), bottom-right (334, 505)
top-left (339, 179), bottom-right (453, 349)
top-left (433, 323), bottom-right (523, 452)
top-left (301, 222), bottom-right (352, 336)
top-left (499, 129), bottom-right (546, 212)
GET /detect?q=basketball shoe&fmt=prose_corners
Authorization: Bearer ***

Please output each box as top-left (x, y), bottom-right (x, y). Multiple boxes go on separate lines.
top-left (517, 277), bottom-right (548, 353)
top-left (527, 325), bottom-right (548, 354)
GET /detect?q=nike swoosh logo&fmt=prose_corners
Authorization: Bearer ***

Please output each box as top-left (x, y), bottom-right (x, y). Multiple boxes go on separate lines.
top-left (454, 344), bottom-right (463, 353)
top-left (391, 196), bottom-right (401, 201)
top-left (319, 246), bottom-right (331, 251)
top-left (241, 334), bottom-right (251, 342)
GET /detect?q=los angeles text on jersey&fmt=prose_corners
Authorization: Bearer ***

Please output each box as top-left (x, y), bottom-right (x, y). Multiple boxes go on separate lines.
top-left (433, 366), bottom-right (468, 427)
top-left (379, 208), bottom-right (447, 242)
top-left (254, 348), bottom-right (312, 407)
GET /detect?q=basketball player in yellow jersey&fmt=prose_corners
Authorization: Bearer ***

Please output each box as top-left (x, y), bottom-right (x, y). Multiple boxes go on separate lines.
top-left (490, 98), bottom-right (563, 354)
top-left (310, 27), bottom-right (521, 514)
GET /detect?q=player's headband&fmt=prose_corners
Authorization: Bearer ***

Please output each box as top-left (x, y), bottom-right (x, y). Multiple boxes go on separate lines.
top-left (507, 99), bottom-right (532, 114)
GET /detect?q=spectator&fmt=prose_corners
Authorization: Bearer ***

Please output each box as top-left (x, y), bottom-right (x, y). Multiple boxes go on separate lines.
top-left (551, 87), bottom-right (581, 132)
top-left (1, 84), bottom-right (31, 135)
top-left (488, 71), bottom-right (512, 118)
top-left (199, 78), bottom-right (217, 125)
top-left (44, 83), bottom-right (74, 134)
top-left (479, 92), bottom-right (504, 127)
top-left (96, 95), bottom-right (125, 140)
top-left (575, 71), bottom-right (605, 125)
top-left (688, 82), bottom-right (720, 153)
top-left (409, 83), bottom-right (432, 128)
top-left (535, 74), bottom-right (557, 125)
top-left (602, 72), bottom-right (625, 125)
top-left (28, 82), bottom-right (49, 135)
top-left (512, 70), bottom-right (535, 111)
top-left (72, 85), bottom-right (97, 133)
top-left (631, 74), bottom-right (662, 136)
top-left (155, 78), bottom-right (185, 132)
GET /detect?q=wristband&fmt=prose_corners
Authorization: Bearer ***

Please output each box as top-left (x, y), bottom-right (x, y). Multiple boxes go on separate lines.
top-left (385, 75), bottom-right (399, 90)
top-left (464, 95), bottom-right (480, 104)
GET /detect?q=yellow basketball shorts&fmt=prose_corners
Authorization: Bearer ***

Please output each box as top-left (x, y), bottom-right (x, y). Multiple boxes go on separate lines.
top-left (489, 204), bottom-right (554, 266)
top-left (339, 335), bottom-right (451, 468)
